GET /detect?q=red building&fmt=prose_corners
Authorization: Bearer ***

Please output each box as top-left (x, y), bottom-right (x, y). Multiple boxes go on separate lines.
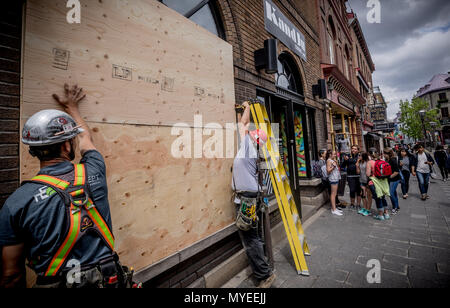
top-left (317, 0), bottom-right (375, 152)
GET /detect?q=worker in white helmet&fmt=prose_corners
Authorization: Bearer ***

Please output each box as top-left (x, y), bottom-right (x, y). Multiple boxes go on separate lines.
top-left (0, 84), bottom-right (136, 288)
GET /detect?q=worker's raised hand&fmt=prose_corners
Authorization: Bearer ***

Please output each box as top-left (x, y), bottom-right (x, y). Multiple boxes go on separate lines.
top-left (52, 83), bottom-right (86, 110)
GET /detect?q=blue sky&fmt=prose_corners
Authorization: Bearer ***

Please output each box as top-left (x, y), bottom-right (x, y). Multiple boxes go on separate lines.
top-left (347, 0), bottom-right (450, 120)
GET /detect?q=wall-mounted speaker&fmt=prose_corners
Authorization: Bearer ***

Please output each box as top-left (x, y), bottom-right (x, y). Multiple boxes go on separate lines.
top-left (254, 39), bottom-right (278, 74)
top-left (313, 79), bottom-right (327, 99)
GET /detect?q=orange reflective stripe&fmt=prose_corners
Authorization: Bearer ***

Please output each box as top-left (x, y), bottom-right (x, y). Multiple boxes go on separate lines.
top-left (86, 199), bottom-right (115, 250)
top-left (45, 204), bottom-right (81, 276)
top-left (32, 175), bottom-right (70, 190)
top-left (74, 164), bottom-right (85, 186)
top-left (70, 189), bottom-right (85, 197)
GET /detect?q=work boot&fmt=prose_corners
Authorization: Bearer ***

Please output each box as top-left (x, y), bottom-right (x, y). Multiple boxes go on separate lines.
top-left (258, 273), bottom-right (276, 288)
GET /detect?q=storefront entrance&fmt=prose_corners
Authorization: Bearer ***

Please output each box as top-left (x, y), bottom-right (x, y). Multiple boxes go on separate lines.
top-left (257, 92), bottom-right (315, 218)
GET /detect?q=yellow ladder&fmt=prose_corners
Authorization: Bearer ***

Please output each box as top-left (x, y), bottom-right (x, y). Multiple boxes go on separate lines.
top-left (249, 101), bottom-right (310, 276)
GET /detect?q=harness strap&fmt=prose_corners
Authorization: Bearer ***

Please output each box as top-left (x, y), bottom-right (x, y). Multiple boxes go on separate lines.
top-left (29, 164), bottom-right (115, 277)
top-left (45, 203), bottom-right (81, 276)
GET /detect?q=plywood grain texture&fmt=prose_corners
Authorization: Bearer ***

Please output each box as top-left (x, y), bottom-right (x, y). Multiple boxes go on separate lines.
top-left (20, 0), bottom-right (237, 271)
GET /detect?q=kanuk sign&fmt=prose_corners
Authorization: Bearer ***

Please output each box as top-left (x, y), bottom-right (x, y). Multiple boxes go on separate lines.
top-left (263, 0), bottom-right (307, 61)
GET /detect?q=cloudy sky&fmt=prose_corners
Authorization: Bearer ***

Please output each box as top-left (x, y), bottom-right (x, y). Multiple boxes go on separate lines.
top-left (347, 0), bottom-right (450, 120)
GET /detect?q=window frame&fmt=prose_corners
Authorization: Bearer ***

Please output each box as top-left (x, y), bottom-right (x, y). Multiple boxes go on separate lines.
top-left (159, 0), bottom-right (226, 40)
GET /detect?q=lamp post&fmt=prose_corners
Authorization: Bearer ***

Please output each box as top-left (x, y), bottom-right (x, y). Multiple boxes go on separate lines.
top-left (419, 109), bottom-right (427, 147)
top-left (430, 121), bottom-right (437, 149)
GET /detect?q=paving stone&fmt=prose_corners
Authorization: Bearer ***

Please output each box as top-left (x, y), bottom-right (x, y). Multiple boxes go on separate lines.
top-left (233, 178), bottom-right (450, 288)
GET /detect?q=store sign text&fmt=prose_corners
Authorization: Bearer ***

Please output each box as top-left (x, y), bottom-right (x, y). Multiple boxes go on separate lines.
top-left (264, 0), bottom-right (307, 61)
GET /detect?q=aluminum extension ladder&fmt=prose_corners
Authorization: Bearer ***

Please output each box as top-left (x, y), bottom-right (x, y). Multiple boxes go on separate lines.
top-left (249, 101), bottom-right (310, 276)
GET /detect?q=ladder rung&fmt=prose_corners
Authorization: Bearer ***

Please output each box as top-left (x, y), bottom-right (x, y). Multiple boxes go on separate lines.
top-left (287, 194), bottom-right (293, 202)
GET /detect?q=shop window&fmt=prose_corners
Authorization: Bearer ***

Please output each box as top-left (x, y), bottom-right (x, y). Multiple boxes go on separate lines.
top-left (159, 0), bottom-right (225, 39)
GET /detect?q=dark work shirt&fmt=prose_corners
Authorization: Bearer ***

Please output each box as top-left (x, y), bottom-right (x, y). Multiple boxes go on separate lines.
top-left (0, 150), bottom-right (113, 275)
top-left (389, 157), bottom-right (401, 182)
top-left (341, 154), bottom-right (359, 176)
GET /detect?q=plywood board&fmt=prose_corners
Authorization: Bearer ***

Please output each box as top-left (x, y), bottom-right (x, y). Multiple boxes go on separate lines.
top-left (22, 0), bottom-right (235, 127)
top-left (21, 0), bottom-right (238, 271)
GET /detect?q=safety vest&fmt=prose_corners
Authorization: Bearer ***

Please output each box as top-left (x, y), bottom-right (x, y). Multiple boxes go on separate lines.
top-left (26, 164), bottom-right (115, 277)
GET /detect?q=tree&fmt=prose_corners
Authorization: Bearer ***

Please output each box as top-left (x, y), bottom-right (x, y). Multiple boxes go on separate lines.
top-left (399, 97), bottom-right (441, 142)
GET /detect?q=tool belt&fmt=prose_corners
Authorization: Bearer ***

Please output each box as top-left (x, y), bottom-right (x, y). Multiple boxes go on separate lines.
top-left (235, 192), bottom-right (260, 231)
top-left (34, 253), bottom-right (142, 288)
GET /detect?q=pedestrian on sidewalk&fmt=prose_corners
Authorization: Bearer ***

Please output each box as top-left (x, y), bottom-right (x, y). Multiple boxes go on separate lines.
top-left (356, 152), bottom-right (372, 216)
top-left (446, 147), bottom-right (450, 178)
top-left (367, 148), bottom-right (391, 221)
top-left (326, 150), bottom-right (343, 216)
top-left (318, 149), bottom-right (344, 210)
top-left (384, 148), bottom-right (401, 214)
top-left (434, 145), bottom-right (449, 182)
top-left (231, 101), bottom-right (275, 288)
top-left (399, 149), bottom-right (415, 199)
top-left (341, 145), bottom-right (362, 211)
top-left (411, 144), bottom-right (435, 200)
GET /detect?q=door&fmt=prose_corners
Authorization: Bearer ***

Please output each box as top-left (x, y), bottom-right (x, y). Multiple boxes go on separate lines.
top-left (270, 97), bottom-right (303, 217)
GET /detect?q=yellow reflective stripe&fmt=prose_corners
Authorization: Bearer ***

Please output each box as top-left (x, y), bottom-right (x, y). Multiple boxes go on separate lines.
top-left (32, 175), bottom-right (70, 190)
top-left (86, 200), bottom-right (115, 250)
top-left (74, 164), bottom-right (85, 186)
top-left (45, 204), bottom-right (80, 276)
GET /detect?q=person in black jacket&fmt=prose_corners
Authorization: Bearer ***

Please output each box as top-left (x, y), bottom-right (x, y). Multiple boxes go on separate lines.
top-left (398, 149), bottom-right (416, 199)
top-left (341, 145), bottom-right (361, 210)
top-left (434, 145), bottom-right (449, 182)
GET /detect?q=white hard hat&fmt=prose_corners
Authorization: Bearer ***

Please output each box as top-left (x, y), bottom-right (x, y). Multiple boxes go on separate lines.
top-left (22, 109), bottom-right (84, 146)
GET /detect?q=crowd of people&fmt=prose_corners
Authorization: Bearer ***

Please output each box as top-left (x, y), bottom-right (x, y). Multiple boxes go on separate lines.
top-left (317, 143), bottom-right (450, 218)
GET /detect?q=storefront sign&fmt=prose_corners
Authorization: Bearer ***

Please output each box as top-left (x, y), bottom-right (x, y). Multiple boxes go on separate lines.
top-left (264, 0), bottom-right (307, 61)
top-left (338, 96), bottom-right (354, 112)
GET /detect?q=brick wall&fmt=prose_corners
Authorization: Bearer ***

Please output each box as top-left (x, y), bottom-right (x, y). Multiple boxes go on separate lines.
top-left (218, 0), bottom-right (326, 149)
top-left (0, 2), bottom-right (22, 208)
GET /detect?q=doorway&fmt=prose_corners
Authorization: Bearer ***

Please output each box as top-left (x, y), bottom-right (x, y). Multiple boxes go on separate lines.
top-left (269, 96), bottom-right (306, 217)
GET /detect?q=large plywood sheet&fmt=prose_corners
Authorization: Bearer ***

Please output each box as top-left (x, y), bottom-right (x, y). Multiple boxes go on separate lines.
top-left (22, 0), bottom-right (235, 126)
top-left (21, 0), bottom-right (237, 271)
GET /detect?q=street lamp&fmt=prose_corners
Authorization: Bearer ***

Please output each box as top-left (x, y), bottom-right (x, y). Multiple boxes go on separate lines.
top-left (430, 121), bottom-right (437, 149)
top-left (419, 109), bottom-right (427, 146)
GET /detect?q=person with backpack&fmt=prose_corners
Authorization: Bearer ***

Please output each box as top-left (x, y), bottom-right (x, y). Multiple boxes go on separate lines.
top-left (383, 148), bottom-right (401, 214)
top-left (434, 145), bottom-right (448, 182)
top-left (366, 148), bottom-right (391, 221)
top-left (411, 144), bottom-right (435, 200)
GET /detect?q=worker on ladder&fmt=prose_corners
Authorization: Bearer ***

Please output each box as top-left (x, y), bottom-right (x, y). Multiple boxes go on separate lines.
top-left (0, 84), bottom-right (136, 288)
top-left (232, 101), bottom-right (276, 288)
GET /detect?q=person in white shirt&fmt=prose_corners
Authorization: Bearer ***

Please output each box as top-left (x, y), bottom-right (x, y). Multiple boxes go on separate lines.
top-left (411, 144), bottom-right (435, 200)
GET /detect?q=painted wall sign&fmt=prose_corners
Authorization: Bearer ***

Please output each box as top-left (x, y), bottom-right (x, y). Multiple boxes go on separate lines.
top-left (264, 0), bottom-right (307, 61)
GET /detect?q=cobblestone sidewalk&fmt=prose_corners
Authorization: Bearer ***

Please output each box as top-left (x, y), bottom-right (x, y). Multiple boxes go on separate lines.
top-left (238, 177), bottom-right (450, 288)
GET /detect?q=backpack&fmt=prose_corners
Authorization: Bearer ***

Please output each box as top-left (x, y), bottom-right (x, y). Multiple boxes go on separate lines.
top-left (312, 160), bottom-right (323, 179)
top-left (374, 160), bottom-right (392, 179)
top-left (321, 164), bottom-right (328, 180)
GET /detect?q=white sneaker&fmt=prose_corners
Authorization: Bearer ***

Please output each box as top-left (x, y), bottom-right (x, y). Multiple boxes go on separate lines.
top-left (331, 210), bottom-right (343, 216)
